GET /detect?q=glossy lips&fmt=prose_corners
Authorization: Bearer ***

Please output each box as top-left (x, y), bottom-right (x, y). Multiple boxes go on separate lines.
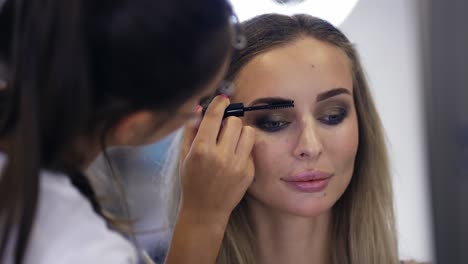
top-left (281, 170), bottom-right (333, 193)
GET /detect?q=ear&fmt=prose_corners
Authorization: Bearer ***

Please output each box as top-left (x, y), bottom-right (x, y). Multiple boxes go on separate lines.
top-left (110, 111), bottom-right (157, 146)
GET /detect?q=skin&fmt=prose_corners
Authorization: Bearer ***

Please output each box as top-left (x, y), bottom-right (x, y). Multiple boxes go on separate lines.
top-left (230, 37), bottom-right (359, 264)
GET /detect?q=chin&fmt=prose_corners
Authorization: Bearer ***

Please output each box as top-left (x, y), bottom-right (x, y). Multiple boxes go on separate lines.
top-left (248, 191), bottom-right (336, 218)
top-left (280, 194), bottom-right (334, 217)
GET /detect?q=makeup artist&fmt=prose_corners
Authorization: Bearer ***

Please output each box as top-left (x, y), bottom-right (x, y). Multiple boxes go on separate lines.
top-left (0, 0), bottom-right (254, 263)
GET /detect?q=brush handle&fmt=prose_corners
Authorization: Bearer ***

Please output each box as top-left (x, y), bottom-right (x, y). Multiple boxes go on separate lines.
top-left (223, 103), bottom-right (245, 118)
top-left (202, 101), bottom-right (294, 118)
top-left (202, 103), bottom-right (245, 118)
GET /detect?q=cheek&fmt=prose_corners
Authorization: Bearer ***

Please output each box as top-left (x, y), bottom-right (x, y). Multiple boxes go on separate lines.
top-left (250, 135), bottom-right (289, 183)
top-left (252, 138), bottom-right (275, 177)
top-left (326, 113), bottom-right (359, 176)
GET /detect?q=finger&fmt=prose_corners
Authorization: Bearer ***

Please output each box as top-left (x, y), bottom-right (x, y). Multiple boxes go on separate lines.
top-left (217, 116), bottom-right (243, 153)
top-left (239, 143), bottom-right (255, 187)
top-left (235, 126), bottom-right (255, 164)
top-left (245, 156), bottom-right (255, 183)
top-left (194, 95), bottom-right (230, 145)
top-left (181, 127), bottom-right (194, 161)
top-left (182, 106), bottom-right (202, 158)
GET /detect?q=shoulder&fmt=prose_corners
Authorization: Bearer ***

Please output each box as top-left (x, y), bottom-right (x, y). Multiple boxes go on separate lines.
top-left (22, 171), bottom-right (138, 264)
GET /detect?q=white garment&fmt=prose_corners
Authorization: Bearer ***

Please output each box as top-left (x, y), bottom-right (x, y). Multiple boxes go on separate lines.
top-left (0, 154), bottom-right (139, 264)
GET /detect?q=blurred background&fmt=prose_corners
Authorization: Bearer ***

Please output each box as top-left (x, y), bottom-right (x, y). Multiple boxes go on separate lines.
top-left (340, 0), bottom-right (433, 262)
top-left (89, 0), bottom-right (468, 263)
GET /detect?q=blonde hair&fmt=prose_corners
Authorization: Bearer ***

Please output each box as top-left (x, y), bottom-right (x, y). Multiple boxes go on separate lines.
top-left (217, 14), bottom-right (399, 264)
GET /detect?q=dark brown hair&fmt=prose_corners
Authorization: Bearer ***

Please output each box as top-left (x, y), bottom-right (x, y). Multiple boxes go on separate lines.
top-left (0, 0), bottom-right (234, 263)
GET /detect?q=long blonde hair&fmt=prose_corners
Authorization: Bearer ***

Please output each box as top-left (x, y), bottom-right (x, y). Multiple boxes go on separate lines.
top-left (215, 14), bottom-right (399, 264)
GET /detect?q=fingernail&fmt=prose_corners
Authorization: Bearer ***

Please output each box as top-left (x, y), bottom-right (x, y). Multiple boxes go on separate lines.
top-left (194, 105), bottom-right (202, 113)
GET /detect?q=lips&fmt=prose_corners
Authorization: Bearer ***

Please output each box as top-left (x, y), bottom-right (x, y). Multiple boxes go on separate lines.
top-left (281, 170), bottom-right (333, 193)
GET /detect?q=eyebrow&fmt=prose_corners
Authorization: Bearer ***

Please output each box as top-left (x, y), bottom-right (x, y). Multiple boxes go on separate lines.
top-left (248, 97), bottom-right (293, 106)
top-left (247, 88), bottom-right (351, 106)
top-left (316, 88), bottom-right (351, 102)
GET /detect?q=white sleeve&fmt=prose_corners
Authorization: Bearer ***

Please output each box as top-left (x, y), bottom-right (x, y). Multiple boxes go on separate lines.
top-left (21, 173), bottom-right (138, 264)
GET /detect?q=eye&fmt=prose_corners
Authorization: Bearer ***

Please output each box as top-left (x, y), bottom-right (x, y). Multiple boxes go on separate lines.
top-left (318, 108), bottom-right (347, 125)
top-left (255, 118), bottom-right (290, 132)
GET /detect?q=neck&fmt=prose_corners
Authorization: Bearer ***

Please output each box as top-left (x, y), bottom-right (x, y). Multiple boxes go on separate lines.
top-left (247, 197), bottom-right (331, 264)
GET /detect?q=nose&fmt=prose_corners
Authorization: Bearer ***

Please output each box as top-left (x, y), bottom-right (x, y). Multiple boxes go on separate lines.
top-left (292, 119), bottom-right (323, 160)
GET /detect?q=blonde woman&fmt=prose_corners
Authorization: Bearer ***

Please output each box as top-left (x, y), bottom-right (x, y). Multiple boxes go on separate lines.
top-left (172, 14), bottom-right (425, 264)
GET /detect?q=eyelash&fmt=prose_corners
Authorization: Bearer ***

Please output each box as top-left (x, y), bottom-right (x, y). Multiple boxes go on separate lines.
top-left (318, 108), bottom-right (348, 125)
top-left (255, 119), bottom-right (290, 132)
top-left (255, 108), bottom-right (347, 132)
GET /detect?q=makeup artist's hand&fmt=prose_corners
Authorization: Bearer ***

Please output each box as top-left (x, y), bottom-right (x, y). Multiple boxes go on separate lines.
top-left (180, 94), bottom-right (255, 222)
top-left (166, 95), bottom-right (255, 264)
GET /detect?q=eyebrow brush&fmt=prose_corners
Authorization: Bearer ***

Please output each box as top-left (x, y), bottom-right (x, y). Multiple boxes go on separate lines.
top-left (203, 100), bottom-right (295, 118)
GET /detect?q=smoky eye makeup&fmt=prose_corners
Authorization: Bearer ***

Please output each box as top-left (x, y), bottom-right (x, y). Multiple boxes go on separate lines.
top-left (315, 100), bottom-right (351, 126)
top-left (245, 109), bottom-right (294, 132)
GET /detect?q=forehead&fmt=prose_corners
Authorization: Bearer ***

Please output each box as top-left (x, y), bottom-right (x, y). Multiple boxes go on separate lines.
top-left (231, 37), bottom-right (353, 104)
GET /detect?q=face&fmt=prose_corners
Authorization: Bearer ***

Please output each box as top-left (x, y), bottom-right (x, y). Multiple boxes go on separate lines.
top-left (231, 37), bottom-right (358, 217)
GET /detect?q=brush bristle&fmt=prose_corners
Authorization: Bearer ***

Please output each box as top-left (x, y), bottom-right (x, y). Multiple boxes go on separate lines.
top-left (269, 100), bottom-right (294, 109)
top-left (271, 104), bottom-right (294, 109)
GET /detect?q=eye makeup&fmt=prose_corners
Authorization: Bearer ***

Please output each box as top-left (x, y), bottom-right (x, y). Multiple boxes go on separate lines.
top-left (246, 98), bottom-right (351, 132)
top-left (246, 109), bottom-right (295, 133)
top-left (317, 107), bottom-right (348, 125)
top-left (315, 99), bottom-right (351, 126)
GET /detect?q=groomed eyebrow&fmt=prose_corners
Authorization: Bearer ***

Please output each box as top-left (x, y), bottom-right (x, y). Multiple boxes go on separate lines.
top-left (248, 97), bottom-right (293, 107)
top-left (316, 88), bottom-right (351, 102)
top-left (247, 88), bottom-right (351, 106)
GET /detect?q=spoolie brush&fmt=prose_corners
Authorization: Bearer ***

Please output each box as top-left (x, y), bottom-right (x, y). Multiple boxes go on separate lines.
top-left (202, 100), bottom-right (295, 118)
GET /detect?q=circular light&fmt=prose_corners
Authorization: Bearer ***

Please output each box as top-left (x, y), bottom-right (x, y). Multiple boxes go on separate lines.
top-left (230, 0), bottom-right (359, 26)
